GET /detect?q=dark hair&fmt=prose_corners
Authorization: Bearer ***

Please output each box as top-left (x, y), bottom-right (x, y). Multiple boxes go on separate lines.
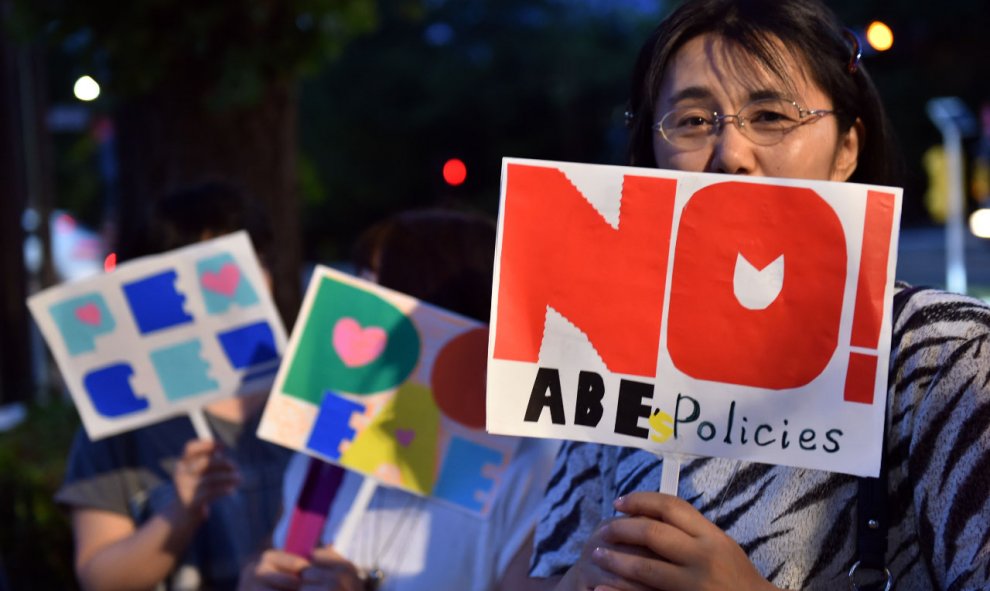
top-left (128, 178), bottom-right (274, 265)
top-left (627, 0), bottom-right (902, 187)
top-left (351, 209), bottom-right (496, 323)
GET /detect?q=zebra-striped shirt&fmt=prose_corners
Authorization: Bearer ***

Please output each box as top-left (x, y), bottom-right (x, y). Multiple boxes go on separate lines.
top-left (531, 286), bottom-right (990, 590)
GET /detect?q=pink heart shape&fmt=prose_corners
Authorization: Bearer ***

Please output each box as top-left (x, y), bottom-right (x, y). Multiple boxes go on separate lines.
top-left (75, 303), bottom-right (101, 326)
top-left (395, 428), bottom-right (416, 447)
top-left (201, 263), bottom-right (241, 297)
top-left (332, 317), bottom-right (387, 368)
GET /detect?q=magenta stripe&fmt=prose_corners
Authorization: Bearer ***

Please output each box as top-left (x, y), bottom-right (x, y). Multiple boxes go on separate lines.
top-left (284, 458), bottom-right (345, 557)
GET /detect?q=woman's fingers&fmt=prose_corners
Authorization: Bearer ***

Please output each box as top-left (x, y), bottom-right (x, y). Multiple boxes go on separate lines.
top-left (258, 549), bottom-right (310, 574)
top-left (607, 493), bottom-right (779, 591)
top-left (569, 519), bottom-right (666, 591)
top-left (240, 549), bottom-right (309, 591)
top-left (183, 438), bottom-right (218, 457)
top-left (293, 546), bottom-right (363, 591)
top-left (590, 545), bottom-right (686, 591)
top-left (179, 442), bottom-right (238, 477)
top-left (242, 548), bottom-right (309, 591)
top-left (599, 516), bottom-right (695, 565)
top-left (173, 439), bottom-right (242, 514)
top-left (614, 492), bottom-right (712, 538)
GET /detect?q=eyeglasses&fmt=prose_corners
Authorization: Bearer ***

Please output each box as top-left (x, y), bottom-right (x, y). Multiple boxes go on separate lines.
top-left (653, 97), bottom-right (835, 151)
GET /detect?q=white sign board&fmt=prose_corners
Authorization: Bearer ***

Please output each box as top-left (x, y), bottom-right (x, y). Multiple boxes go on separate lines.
top-left (258, 267), bottom-right (517, 516)
top-left (29, 232), bottom-right (287, 439)
top-left (486, 159), bottom-right (902, 477)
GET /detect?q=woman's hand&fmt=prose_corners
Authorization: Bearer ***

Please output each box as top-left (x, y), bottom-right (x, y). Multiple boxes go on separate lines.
top-left (239, 549), bottom-right (310, 591)
top-left (238, 546), bottom-right (362, 591)
top-left (173, 439), bottom-right (241, 521)
top-left (554, 516), bottom-right (657, 591)
top-left (299, 546), bottom-right (363, 591)
top-left (586, 492), bottom-right (779, 591)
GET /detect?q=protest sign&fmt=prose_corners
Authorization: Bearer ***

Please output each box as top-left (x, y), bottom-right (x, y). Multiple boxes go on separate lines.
top-left (487, 158), bottom-right (901, 478)
top-left (28, 232), bottom-right (287, 440)
top-left (258, 266), bottom-right (516, 516)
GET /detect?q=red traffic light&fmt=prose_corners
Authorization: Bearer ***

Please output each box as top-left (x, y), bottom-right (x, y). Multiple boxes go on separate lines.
top-left (443, 158), bottom-right (467, 186)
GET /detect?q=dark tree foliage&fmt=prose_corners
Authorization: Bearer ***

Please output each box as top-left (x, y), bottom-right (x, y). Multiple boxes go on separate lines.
top-left (297, 0), bottom-right (990, 262)
top-left (9, 0), bottom-right (383, 326)
top-left (9, 0), bottom-right (379, 105)
top-left (828, 0), bottom-right (990, 225)
top-left (297, 0), bottom-right (657, 261)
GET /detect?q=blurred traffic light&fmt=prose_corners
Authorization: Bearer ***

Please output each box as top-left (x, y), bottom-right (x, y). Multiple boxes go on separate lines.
top-left (443, 158), bottom-right (467, 187)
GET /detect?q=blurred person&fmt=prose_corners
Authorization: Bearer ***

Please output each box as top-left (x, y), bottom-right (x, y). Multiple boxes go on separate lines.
top-left (523, 1), bottom-right (990, 590)
top-left (126, 179), bottom-right (275, 284)
top-left (57, 179), bottom-right (292, 591)
top-left (239, 209), bottom-right (558, 591)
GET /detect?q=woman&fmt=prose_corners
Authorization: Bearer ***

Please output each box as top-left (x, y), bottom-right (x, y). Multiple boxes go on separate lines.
top-left (239, 209), bottom-right (557, 591)
top-left (57, 180), bottom-right (292, 591)
top-left (528, 1), bottom-right (990, 590)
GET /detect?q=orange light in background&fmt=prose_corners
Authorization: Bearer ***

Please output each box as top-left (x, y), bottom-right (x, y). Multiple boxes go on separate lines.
top-left (104, 252), bottom-right (117, 272)
top-left (443, 158), bottom-right (467, 186)
top-left (866, 21), bottom-right (893, 52)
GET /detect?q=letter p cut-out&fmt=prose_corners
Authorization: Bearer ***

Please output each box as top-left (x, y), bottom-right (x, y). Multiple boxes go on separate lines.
top-left (50, 294), bottom-right (117, 356)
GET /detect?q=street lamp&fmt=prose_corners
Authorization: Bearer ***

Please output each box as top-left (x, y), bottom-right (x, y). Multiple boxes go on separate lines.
top-left (926, 97), bottom-right (977, 294)
top-left (73, 75), bottom-right (100, 101)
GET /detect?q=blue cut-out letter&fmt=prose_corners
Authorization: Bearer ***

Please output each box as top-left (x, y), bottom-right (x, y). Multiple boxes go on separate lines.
top-left (123, 270), bottom-right (193, 334)
top-left (433, 437), bottom-right (503, 512)
top-left (306, 392), bottom-right (366, 460)
top-left (217, 321), bottom-right (278, 369)
top-left (149, 340), bottom-right (219, 401)
top-left (83, 363), bottom-right (150, 417)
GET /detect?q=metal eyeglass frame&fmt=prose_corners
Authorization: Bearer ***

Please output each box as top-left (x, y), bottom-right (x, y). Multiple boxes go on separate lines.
top-left (652, 98), bottom-right (835, 150)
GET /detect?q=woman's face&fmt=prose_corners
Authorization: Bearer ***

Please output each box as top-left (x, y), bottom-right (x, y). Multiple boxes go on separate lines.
top-left (652, 34), bottom-right (860, 182)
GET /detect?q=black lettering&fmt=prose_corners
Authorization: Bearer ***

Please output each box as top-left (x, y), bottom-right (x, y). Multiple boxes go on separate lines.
top-left (781, 419), bottom-right (791, 449)
top-left (823, 429), bottom-right (843, 453)
top-left (615, 379), bottom-right (653, 439)
top-left (740, 416), bottom-right (749, 445)
top-left (673, 393), bottom-right (700, 438)
top-left (754, 424), bottom-right (776, 446)
top-left (524, 367), bottom-right (566, 424)
top-left (574, 371), bottom-right (605, 427)
top-left (698, 421), bottom-right (716, 441)
top-left (722, 401), bottom-right (735, 444)
top-left (799, 428), bottom-right (817, 450)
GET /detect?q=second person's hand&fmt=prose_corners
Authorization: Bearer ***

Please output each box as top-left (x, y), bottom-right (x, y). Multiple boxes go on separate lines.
top-left (173, 438), bottom-right (242, 521)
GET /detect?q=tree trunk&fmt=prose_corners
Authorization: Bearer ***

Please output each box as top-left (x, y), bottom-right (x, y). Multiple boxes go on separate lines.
top-left (113, 76), bottom-right (302, 329)
top-left (0, 28), bottom-right (30, 406)
top-left (0, 19), bottom-right (54, 405)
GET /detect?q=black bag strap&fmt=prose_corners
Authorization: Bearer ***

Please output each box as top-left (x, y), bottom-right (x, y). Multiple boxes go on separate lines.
top-left (853, 428), bottom-right (889, 585)
top-left (852, 285), bottom-right (928, 590)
